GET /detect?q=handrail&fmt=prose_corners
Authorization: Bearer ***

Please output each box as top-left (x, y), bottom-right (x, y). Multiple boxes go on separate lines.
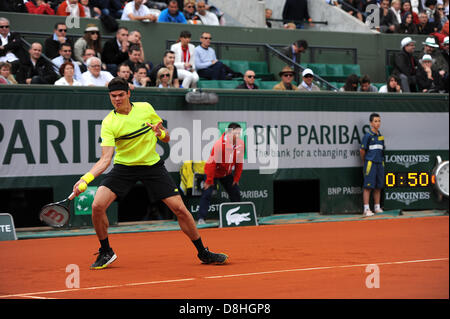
top-left (264, 44), bottom-right (338, 91)
top-left (267, 18), bottom-right (328, 25)
top-left (20, 37), bottom-right (59, 69)
top-left (337, 0), bottom-right (368, 18)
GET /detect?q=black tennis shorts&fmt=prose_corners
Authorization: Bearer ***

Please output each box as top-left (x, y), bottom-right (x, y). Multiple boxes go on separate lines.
top-left (100, 160), bottom-right (180, 201)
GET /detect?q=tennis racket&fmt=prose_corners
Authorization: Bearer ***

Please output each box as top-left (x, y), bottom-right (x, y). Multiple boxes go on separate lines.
top-left (39, 192), bottom-right (75, 228)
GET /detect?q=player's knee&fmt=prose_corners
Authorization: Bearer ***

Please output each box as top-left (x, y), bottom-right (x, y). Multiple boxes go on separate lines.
top-left (92, 201), bottom-right (107, 216)
top-left (171, 203), bottom-right (189, 218)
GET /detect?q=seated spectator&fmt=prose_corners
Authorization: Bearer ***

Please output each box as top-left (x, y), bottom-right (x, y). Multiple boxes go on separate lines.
top-left (273, 66), bottom-right (299, 91)
top-left (0, 17), bottom-right (28, 64)
top-left (380, 0), bottom-right (399, 33)
top-left (441, 35), bottom-right (449, 91)
top-left (76, 47), bottom-right (96, 73)
top-left (424, 0), bottom-right (439, 26)
top-left (81, 56), bottom-right (113, 86)
top-left (95, 0), bottom-right (123, 19)
top-left (194, 32), bottom-right (228, 80)
top-left (401, 1), bottom-right (420, 25)
top-left (51, 42), bottom-right (83, 81)
top-left (121, 0), bottom-right (158, 22)
top-left (14, 42), bottom-right (58, 84)
top-left (195, 1), bottom-right (219, 25)
top-left (128, 30), bottom-right (152, 70)
top-left (236, 70), bottom-right (259, 89)
top-left (357, 75), bottom-right (378, 92)
top-left (54, 61), bottom-right (82, 86)
top-left (80, 0), bottom-right (101, 18)
top-left (44, 22), bottom-right (73, 60)
top-left (282, 0), bottom-right (313, 28)
top-left (25, 0), bottom-right (55, 15)
top-left (417, 12), bottom-right (436, 34)
top-left (155, 67), bottom-right (173, 88)
top-left (379, 75), bottom-right (402, 93)
top-left (150, 50), bottom-right (179, 87)
top-left (418, 37), bottom-right (448, 77)
top-left (392, 36), bottom-right (419, 92)
top-left (340, 74), bottom-right (360, 91)
top-left (416, 54), bottom-right (443, 92)
top-left (116, 63), bottom-right (135, 89)
top-left (436, 3), bottom-right (448, 30)
top-left (0, 61), bottom-right (18, 84)
top-left (410, 0), bottom-right (425, 14)
top-left (298, 68), bottom-right (320, 91)
top-left (265, 8), bottom-right (273, 28)
top-left (397, 12), bottom-right (418, 34)
top-left (56, 0), bottom-right (86, 17)
top-left (183, 0), bottom-right (200, 24)
top-left (390, 0), bottom-right (402, 25)
top-left (158, 0), bottom-right (187, 23)
top-left (74, 24), bottom-right (102, 63)
top-left (280, 40), bottom-right (308, 66)
top-left (124, 44), bottom-right (149, 81)
top-left (433, 20), bottom-right (449, 47)
top-left (170, 30), bottom-right (198, 88)
top-left (133, 63), bottom-right (152, 87)
top-left (341, 0), bottom-right (364, 22)
top-left (102, 27), bottom-right (129, 76)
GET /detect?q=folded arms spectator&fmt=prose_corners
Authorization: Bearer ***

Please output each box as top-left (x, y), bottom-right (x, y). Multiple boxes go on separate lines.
top-left (15, 42), bottom-right (58, 84)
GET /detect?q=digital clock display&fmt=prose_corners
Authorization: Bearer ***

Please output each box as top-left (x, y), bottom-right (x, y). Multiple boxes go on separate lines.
top-left (385, 172), bottom-right (432, 188)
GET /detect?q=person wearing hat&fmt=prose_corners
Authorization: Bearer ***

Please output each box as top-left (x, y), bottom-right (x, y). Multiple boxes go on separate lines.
top-left (392, 36), bottom-right (418, 92)
top-left (298, 68), bottom-right (320, 92)
top-left (74, 24), bottom-right (102, 63)
top-left (416, 54), bottom-right (443, 92)
top-left (273, 66), bottom-right (299, 91)
top-left (416, 36), bottom-right (448, 79)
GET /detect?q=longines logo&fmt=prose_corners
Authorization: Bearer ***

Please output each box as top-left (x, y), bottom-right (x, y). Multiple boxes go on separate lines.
top-left (386, 191), bottom-right (431, 205)
top-left (385, 155), bottom-right (430, 168)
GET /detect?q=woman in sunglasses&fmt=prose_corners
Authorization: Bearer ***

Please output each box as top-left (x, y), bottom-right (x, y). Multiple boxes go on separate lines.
top-left (156, 67), bottom-right (173, 88)
top-left (74, 24), bottom-right (103, 63)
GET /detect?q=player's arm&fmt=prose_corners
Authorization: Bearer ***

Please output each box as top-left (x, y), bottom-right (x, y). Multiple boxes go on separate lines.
top-left (360, 149), bottom-right (366, 162)
top-left (73, 146), bottom-right (115, 196)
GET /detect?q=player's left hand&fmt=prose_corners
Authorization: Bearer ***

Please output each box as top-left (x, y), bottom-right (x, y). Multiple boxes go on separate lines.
top-left (147, 121), bottom-right (164, 137)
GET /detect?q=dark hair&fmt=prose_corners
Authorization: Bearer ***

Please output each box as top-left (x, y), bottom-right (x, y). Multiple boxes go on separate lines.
top-left (360, 75), bottom-right (371, 85)
top-left (164, 50), bottom-right (175, 57)
top-left (134, 63), bottom-right (147, 73)
top-left (59, 42), bottom-right (72, 50)
top-left (117, 27), bottom-right (128, 34)
top-left (369, 113), bottom-right (380, 122)
top-left (59, 61), bottom-right (74, 76)
top-left (343, 74), bottom-right (359, 91)
top-left (387, 75), bottom-right (399, 92)
top-left (179, 30), bottom-right (192, 38)
top-left (227, 122), bottom-right (241, 130)
top-left (128, 44), bottom-right (141, 54)
top-left (108, 77), bottom-right (129, 92)
top-left (54, 22), bottom-right (66, 30)
top-left (118, 63), bottom-right (131, 71)
top-left (295, 40), bottom-right (308, 50)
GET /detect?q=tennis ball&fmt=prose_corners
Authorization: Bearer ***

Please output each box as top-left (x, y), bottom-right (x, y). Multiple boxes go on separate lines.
top-left (78, 182), bottom-right (87, 192)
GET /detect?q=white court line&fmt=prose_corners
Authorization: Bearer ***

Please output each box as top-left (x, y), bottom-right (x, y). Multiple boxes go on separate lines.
top-left (0, 258), bottom-right (447, 299)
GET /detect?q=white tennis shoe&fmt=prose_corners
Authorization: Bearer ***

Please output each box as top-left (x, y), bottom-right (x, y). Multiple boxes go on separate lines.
top-left (363, 210), bottom-right (374, 217)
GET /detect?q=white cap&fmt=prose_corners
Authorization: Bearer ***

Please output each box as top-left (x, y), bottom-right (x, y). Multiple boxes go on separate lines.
top-left (444, 36), bottom-right (449, 45)
top-left (302, 68), bottom-right (314, 77)
top-left (423, 37), bottom-right (439, 48)
top-left (421, 54), bottom-right (432, 62)
top-left (401, 37), bottom-right (415, 48)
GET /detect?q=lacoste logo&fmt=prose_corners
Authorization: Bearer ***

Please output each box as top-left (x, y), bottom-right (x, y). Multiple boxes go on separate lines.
top-left (226, 206), bottom-right (251, 226)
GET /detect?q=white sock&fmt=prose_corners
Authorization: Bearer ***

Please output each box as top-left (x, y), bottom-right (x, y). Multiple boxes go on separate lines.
top-left (374, 204), bottom-right (381, 210)
top-left (364, 204), bottom-right (370, 211)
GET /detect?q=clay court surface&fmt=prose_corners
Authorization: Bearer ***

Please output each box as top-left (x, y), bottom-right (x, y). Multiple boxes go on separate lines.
top-left (0, 216), bottom-right (448, 299)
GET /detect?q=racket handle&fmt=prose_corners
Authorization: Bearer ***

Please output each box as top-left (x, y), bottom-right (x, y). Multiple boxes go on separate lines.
top-left (68, 192), bottom-right (76, 200)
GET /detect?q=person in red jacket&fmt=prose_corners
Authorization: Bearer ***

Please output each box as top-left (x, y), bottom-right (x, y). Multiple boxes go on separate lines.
top-left (25, 0), bottom-right (55, 15)
top-left (198, 123), bottom-right (245, 224)
top-left (56, 0), bottom-right (86, 17)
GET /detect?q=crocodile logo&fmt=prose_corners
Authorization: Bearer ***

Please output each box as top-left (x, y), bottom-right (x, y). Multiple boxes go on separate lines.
top-left (226, 206), bottom-right (251, 226)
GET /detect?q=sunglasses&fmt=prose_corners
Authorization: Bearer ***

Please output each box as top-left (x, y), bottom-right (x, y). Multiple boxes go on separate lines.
top-left (282, 73), bottom-right (294, 77)
top-left (58, 29), bottom-right (67, 32)
top-left (246, 75), bottom-right (255, 78)
top-left (0, 25), bottom-right (10, 29)
top-left (437, 8), bottom-right (444, 10)
top-left (160, 74), bottom-right (170, 78)
top-left (89, 31), bottom-right (99, 35)
top-left (202, 37), bottom-right (212, 40)
top-left (304, 74), bottom-right (313, 78)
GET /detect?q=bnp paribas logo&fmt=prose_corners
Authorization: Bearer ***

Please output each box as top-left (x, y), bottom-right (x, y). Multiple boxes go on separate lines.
top-left (385, 191), bottom-right (430, 205)
top-left (385, 155), bottom-right (430, 168)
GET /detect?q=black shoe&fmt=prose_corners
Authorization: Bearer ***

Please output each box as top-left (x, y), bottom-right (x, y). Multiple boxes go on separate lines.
top-left (90, 248), bottom-right (117, 270)
top-left (198, 247), bottom-right (228, 264)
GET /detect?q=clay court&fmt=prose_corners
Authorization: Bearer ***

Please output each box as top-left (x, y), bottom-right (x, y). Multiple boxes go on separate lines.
top-left (0, 215), bottom-right (448, 300)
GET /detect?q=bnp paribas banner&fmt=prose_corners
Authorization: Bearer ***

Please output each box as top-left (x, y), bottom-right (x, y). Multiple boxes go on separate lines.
top-left (1, 110), bottom-right (448, 178)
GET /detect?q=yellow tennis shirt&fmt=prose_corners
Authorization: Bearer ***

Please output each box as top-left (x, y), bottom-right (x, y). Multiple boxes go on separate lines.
top-left (100, 102), bottom-right (162, 166)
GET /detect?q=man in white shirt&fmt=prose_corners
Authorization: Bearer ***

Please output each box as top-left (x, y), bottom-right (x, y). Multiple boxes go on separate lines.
top-left (0, 17), bottom-right (27, 63)
top-left (121, 0), bottom-right (158, 22)
top-left (170, 30), bottom-right (199, 88)
top-left (51, 43), bottom-right (83, 81)
top-left (81, 57), bottom-right (114, 86)
top-left (298, 68), bottom-right (320, 92)
top-left (195, 1), bottom-right (219, 26)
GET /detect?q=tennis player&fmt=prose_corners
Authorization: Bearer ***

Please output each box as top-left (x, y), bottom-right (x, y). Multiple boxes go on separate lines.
top-left (72, 77), bottom-right (228, 269)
